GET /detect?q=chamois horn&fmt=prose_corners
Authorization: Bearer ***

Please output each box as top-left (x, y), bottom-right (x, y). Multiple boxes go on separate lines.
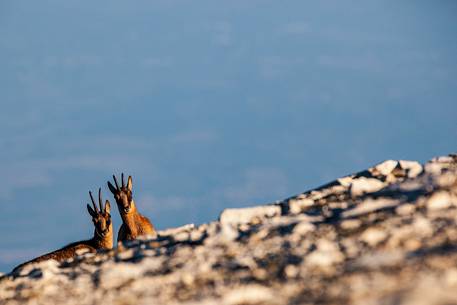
top-left (89, 190), bottom-right (99, 213)
top-left (98, 188), bottom-right (103, 212)
top-left (113, 175), bottom-right (120, 190)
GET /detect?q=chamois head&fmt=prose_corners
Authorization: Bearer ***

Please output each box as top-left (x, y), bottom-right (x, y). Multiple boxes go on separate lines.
top-left (107, 173), bottom-right (135, 215)
top-left (87, 188), bottom-right (112, 239)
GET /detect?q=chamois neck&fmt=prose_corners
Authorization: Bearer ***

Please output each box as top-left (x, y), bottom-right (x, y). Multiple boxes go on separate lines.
top-left (92, 229), bottom-right (113, 250)
top-left (121, 201), bottom-right (140, 235)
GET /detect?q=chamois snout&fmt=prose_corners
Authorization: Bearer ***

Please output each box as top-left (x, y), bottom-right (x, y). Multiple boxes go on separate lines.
top-left (117, 192), bottom-right (132, 213)
top-left (93, 215), bottom-right (111, 237)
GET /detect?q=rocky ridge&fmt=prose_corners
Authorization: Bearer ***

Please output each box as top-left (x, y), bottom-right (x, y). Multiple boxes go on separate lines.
top-left (1, 154), bottom-right (457, 305)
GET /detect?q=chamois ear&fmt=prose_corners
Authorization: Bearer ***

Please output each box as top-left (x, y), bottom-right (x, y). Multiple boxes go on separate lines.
top-left (87, 204), bottom-right (97, 218)
top-left (104, 200), bottom-right (111, 214)
top-left (107, 181), bottom-right (117, 194)
top-left (127, 176), bottom-right (133, 191)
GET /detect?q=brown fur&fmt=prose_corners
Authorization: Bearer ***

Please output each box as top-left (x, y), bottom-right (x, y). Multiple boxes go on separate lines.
top-left (108, 174), bottom-right (156, 242)
top-left (12, 189), bottom-right (113, 274)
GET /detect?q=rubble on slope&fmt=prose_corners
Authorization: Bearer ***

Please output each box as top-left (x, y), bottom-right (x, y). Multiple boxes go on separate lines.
top-left (1, 154), bottom-right (456, 305)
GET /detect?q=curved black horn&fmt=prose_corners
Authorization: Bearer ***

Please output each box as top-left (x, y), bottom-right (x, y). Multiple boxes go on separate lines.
top-left (121, 173), bottom-right (125, 188)
top-left (89, 191), bottom-right (99, 213)
top-left (98, 188), bottom-right (103, 212)
top-left (113, 175), bottom-right (120, 189)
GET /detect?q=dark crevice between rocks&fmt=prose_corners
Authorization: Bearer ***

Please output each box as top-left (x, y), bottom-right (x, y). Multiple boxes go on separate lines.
top-left (147, 231), bottom-right (209, 249)
top-left (254, 251), bottom-right (303, 282)
top-left (289, 279), bottom-right (350, 305)
top-left (406, 242), bottom-right (457, 259)
top-left (236, 224), bottom-right (262, 242)
top-left (363, 188), bottom-right (429, 202)
top-left (91, 269), bottom-right (101, 288)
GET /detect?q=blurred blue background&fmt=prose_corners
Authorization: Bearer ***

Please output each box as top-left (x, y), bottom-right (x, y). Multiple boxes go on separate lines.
top-left (0, 0), bottom-right (456, 272)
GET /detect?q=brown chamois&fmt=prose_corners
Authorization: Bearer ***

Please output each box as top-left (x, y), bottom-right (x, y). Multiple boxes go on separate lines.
top-left (12, 189), bottom-right (113, 273)
top-left (108, 174), bottom-right (156, 242)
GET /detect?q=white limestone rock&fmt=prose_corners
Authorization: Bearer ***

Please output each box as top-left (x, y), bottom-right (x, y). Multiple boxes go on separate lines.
top-left (350, 177), bottom-right (385, 197)
top-left (223, 285), bottom-right (276, 305)
top-left (427, 191), bottom-right (452, 210)
top-left (373, 160), bottom-right (398, 176)
top-left (343, 198), bottom-right (398, 218)
top-left (306, 239), bottom-right (344, 268)
top-left (219, 205), bottom-right (281, 226)
top-left (360, 227), bottom-right (388, 247)
top-left (399, 160), bottom-right (423, 178)
top-left (287, 196), bottom-right (315, 214)
top-left (396, 204), bottom-right (416, 216)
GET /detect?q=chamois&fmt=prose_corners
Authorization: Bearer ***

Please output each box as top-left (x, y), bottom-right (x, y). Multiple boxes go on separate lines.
top-left (108, 174), bottom-right (156, 242)
top-left (12, 189), bottom-right (113, 273)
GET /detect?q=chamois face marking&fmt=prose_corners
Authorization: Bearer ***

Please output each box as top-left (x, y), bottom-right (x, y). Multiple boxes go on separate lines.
top-left (87, 188), bottom-right (112, 238)
top-left (108, 173), bottom-right (134, 215)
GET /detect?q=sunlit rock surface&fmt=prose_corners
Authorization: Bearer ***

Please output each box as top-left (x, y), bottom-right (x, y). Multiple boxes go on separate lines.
top-left (1, 154), bottom-right (457, 305)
